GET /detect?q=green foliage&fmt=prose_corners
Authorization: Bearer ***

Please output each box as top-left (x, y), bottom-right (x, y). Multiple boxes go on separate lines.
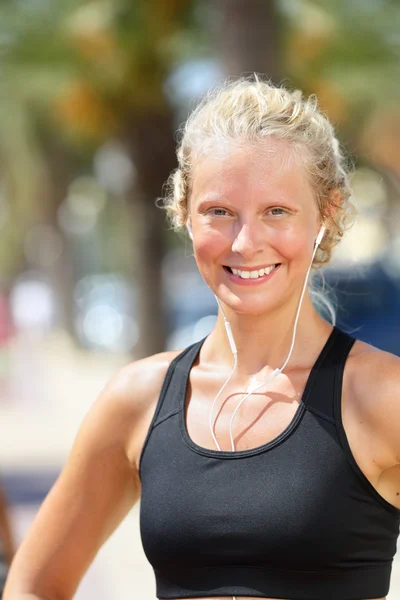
top-left (0, 0), bottom-right (399, 285)
top-left (0, 0), bottom-right (197, 285)
top-left (283, 0), bottom-right (400, 114)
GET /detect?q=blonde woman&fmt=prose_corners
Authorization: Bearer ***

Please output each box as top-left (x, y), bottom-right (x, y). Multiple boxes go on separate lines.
top-left (4, 77), bottom-right (400, 600)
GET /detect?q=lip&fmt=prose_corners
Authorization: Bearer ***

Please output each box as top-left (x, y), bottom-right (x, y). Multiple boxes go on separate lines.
top-left (226, 263), bottom-right (280, 272)
top-left (223, 264), bottom-right (281, 285)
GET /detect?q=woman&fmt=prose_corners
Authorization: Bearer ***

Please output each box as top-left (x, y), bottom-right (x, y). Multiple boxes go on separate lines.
top-left (4, 77), bottom-right (400, 600)
top-left (0, 484), bottom-right (15, 599)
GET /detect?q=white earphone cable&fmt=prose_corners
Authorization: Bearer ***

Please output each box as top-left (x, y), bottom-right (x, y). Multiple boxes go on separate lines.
top-left (211, 226), bottom-right (325, 452)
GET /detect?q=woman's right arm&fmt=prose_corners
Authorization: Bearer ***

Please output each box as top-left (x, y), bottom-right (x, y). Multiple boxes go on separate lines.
top-left (0, 484), bottom-right (15, 565)
top-left (3, 353), bottom-right (173, 600)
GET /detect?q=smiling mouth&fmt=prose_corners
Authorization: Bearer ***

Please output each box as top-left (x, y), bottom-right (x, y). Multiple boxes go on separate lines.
top-left (224, 264), bottom-right (280, 279)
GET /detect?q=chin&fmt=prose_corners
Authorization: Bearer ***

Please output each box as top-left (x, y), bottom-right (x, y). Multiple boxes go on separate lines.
top-left (216, 285), bottom-right (284, 317)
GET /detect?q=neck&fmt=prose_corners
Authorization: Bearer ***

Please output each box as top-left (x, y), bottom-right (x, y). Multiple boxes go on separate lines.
top-left (205, 292), bottom-right (333, 379)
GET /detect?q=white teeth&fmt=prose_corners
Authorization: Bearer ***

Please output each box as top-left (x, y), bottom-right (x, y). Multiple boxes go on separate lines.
top-left (230, 265), bottom-right (277, 279)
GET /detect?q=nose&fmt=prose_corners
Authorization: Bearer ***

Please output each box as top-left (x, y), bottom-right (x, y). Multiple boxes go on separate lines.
top-left (231, 222), bottom-right (264, 259)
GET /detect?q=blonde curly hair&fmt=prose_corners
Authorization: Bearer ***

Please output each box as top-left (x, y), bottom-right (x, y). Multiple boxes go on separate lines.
top-left (163, 75), bottom-right (357, 271)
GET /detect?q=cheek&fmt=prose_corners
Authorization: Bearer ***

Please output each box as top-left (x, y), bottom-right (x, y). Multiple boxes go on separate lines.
top-left (193, 232), bottom-right (226, 271)
top-left (277, 227), bottom-right (314, 260)
top-left (286, 236), bottom-right (308, 259)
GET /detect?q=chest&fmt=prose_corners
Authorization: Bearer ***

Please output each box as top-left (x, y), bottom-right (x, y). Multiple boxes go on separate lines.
top-left (186, 366), bottom-right (312, 453)
top-left (184, 360), bottom-right (400, 508)
top-left (140, 404), bottom-right (398, 577)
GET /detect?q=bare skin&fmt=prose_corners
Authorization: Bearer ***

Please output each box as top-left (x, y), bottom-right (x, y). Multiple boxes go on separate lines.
top-left (0, 485), bottom-right (15, 566)
top-left (4, 337), bottom-right (398, 600)
top-left (4, 139), bottom-right (400, 600)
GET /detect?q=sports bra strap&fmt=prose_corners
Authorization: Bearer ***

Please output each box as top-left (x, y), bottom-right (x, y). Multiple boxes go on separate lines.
top-left (305, 327), bottom-right (356, 422)
top-left (152, 326), bottom-right (356, 429)
top-left (152, 339), bottom-right (206, 426)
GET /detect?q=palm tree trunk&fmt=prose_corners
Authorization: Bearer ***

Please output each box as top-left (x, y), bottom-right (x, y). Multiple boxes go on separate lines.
top-left (37, 132), bottom-right (77, 339)
top-left (123, 110), bottom-right (177, 357)
top-left (214, 0), bottom-right (282, 82)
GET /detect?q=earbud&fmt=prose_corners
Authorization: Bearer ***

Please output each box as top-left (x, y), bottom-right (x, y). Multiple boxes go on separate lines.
top-left (187, 222), bottom-right (193, 240)
top-left (315, 225), bottom-right (326, 247)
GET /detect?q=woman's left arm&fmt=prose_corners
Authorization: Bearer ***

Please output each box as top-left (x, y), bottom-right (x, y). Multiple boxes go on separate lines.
top-left (353, 349), bottom-right (400, 467)
top-left (373, 351), bottom-right (400, 467)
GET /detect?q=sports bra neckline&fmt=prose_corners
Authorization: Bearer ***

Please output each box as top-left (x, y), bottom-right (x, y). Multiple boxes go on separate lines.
top-left (178, 325), bottom-right (339, 459)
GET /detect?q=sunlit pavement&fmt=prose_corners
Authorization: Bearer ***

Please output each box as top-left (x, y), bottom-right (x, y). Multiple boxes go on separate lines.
top-left (1, 330), bottom-right (399, 599)
top-left (9, 502), bottom-right (155, 600)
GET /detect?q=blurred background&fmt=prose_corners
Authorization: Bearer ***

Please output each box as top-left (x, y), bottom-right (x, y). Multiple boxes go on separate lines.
top-left (0, 0), bottom-right (399, 598)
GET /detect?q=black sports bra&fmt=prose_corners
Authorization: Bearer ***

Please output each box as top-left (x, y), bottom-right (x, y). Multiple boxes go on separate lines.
top-left (139, 326), bottom-right (400, 599)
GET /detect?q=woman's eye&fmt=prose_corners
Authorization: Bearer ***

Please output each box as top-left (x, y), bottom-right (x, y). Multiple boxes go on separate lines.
top-left (208, 208), bottom-right (229, 216)
top-left (268, 207), bottom-right (286, 216)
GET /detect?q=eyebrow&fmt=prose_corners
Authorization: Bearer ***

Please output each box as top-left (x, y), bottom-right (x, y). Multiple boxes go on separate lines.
top-left (196, 195), bottom-right (300, 209)
top-left (195, 198), bottom-right (234, 214)
top-left (195, 191), bottom-right (225, 203)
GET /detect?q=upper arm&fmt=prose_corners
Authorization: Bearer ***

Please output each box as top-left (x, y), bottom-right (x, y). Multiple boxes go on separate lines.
top-left (4, 352), bottom-right (176, 600)
top-left (352, 348), bottom-right (400, 467)
top-left (375, 352), bottom-right (400, 465)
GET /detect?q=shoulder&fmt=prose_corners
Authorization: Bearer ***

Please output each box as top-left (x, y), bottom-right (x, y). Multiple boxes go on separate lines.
top-left (75, 349), bottom-right (183, 465)
top-left (99, 348), bottom-right (183, 424)
top-left (347, 338), bottom-right (400, 465)
top-left (347, 338), bottom-right (400, 408)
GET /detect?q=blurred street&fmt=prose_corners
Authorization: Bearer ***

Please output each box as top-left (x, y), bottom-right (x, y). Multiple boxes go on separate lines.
top-left (0, 1), bottom-right (400, 598)
top-left (0, 330), bottom-right (155, 599)
top-left (0, 330), bottom-right (399, 600)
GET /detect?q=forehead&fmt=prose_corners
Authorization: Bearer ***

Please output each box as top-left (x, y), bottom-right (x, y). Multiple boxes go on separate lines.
top-left (190, 137), bottom-right (314, 206)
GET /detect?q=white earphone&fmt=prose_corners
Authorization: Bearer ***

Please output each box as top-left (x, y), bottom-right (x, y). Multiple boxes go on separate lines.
top-left (315, 224), bottom-right (326, 247)
top-left (187, 222), bottom-right (193, 239)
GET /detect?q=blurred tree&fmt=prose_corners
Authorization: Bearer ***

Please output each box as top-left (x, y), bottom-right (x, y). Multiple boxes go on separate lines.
top-left (283, 0), bottom-right (400, 243)
top-left (284, 0), bottom-right (400, 127)
top-left (212, 0), bottom-right (282, 82)
top-left (211, 0), bottom-right (400, 240)
top-left (0, 0), bottom-right (399, 353)
top-left (0, 0), bottom-right (194, 355)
